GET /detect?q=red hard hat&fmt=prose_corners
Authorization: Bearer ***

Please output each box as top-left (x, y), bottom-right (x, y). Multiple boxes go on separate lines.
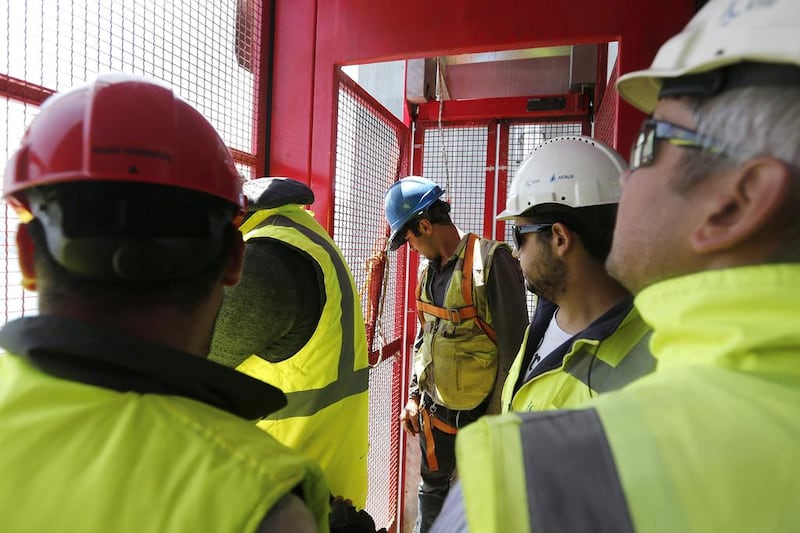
top-left (3, 73), bottom-right (245, 220)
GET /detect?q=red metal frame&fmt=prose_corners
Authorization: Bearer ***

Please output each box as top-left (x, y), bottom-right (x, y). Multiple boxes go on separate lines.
top-left (0, 74), bottom-right (54, 106)
top-left (594, 43), bottom-right (610, 122)
top-left (270, 0), bottom-right (695, 232)
top-left (484, 123), bottom-right (499, 238)
top-left (252, 0), bottom-right (273, 176)
top-left (414, 93), bottom-right (590, 125)
top-left (267, 3), bottom-right (696, 530)
top-left (494, 122), bottom-right (510, 239)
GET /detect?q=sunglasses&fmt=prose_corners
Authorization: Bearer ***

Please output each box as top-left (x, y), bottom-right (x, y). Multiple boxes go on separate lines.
top-left (630, 119), bottom-right (728, 171)
top-left (513, 223), bottom-right (553, 250)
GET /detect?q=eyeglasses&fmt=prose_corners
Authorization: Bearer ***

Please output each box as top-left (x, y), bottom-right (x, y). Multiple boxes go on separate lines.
top-left (513, 223), bottom-right (553, 250)
top-left (630, 119), bottom-right (728, 171)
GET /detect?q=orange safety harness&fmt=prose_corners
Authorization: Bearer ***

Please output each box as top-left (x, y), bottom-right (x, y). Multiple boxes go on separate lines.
top-left (419, 405), bottom-right (458, 471)
top-left (415, 233), bottom-right (497, 344)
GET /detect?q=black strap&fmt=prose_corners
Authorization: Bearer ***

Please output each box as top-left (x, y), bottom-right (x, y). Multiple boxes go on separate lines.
top-left (660, 62), bottom-right (800, 99)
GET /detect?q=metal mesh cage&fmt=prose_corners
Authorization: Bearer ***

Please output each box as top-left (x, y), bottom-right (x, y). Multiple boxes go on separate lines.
top-left (421, 126), bottom-right (488, 236)
top-left (1, 0), bottom-right (265, 323)
top-left (334, 71), bottom-right (409, 530)
top-left (595, 56), bottom-right (620, 149)
top-left (0, 98), bottom-right (39, 324)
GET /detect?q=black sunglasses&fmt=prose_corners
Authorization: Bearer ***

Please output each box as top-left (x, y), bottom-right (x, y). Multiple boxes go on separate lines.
top-left (513, 223), bottom-right (553, 250)
top-left (630, 118), bottom-right (728, 171)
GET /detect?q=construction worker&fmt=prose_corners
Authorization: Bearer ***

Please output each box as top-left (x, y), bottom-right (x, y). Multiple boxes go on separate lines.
top-left (432, 1), bottom-right (800, 531)
top-left (384, 176), bottom-right (528, 533)
top-left (0, 75), bottom-right (330, 532)
top-left (210, 176), bottom-right (370, 509)
top-left (496, 136), bottom-right (654, 413)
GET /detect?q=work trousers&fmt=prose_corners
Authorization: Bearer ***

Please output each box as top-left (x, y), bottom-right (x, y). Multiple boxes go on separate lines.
top-left (415, 395), bottom-right (487, 533)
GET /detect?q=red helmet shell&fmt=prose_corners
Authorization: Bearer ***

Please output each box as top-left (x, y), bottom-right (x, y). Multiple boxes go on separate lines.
top-left (4, 74), bottom-right (245, 218)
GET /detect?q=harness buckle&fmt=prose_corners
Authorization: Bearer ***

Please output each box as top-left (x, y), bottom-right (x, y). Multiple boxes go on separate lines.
top-left (447, 308), bottom-right (462, 324)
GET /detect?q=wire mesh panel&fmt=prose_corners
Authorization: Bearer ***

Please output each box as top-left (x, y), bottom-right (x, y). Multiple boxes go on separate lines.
top-left (421, 126), bottom-right (489, 236)
top-left (595, 57), bottom-right (620, 148)
top-left (333, 71), bottom-right (410, 530)
top-left (0, 0), bottom-right (265, 321)
top-left (0, 98), bottom-right (39, 324)
top-left (1, 0), bottom-right (262, 156)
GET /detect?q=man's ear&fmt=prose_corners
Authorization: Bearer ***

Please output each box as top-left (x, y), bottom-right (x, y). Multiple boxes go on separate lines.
top-left (691, 157), bottom-right (792, 253)
top-left (417, 218), bottom-right (434, 235)
top-left (221, 230), bottom-right (246, 287)
top-left (550, 222), bottom-right (574, 256)
top-left (16, 223), bottom-right (38, 291)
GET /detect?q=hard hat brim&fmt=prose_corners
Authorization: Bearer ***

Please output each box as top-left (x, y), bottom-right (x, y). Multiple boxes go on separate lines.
top-left (388, 229), bottom-right (406, 251)
top-left (617, 56), bottom-right (797, 113)
top-left (495, 207), bottom-right (519, 221)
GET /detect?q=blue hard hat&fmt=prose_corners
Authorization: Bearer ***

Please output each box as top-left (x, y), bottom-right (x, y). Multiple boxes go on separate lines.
top-left (384, 176), bottom-right (445, 251)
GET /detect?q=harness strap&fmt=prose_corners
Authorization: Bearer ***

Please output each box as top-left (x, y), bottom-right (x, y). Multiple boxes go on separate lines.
top-left (420, 405), bottom-right (459, 472)
top-left (416, 301), bottom-right (478, 323)
top-left (420, 407), bottom-right (439, 471)
top-left (415, 234), bottom-right (497, 344)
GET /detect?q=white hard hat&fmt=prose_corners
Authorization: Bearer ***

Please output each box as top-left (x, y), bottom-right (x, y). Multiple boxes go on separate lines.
top-left (497, 135), bottom-right (626, 220)
top-left (617, 0), bottom-right (800, 113)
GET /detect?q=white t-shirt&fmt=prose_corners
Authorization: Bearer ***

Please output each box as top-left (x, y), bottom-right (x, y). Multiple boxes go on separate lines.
top-left (528, 312), bottom-right (572, 373)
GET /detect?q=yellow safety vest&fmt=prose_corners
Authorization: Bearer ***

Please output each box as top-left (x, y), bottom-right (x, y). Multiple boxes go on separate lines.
top-left (501, 304), bottom-right (653, 413)
top-left (456, 264), bottom-right (800, 533)
top-left (416, 233), bottom-right (505, 410)
top-left (236, 204), bottom-right (370, 507)
top-left (0, 354), bottom-right (330, 533)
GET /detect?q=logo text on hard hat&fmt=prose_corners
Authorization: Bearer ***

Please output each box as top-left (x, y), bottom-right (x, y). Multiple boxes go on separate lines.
top-left (92, 146), bottom-right (173, 162)
top-left (549, 174), bottom-right (575, 182)
top-left (719, 0), bottom-right (777, 26)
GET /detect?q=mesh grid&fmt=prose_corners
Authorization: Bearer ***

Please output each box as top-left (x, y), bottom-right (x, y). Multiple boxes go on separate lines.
top-left (0, 98), bottom-right (39, 324)
top-left (365, 355), bottom-right (403, 530)
top-left (0, 0), bottom-right (261, 153)
top-left (334, 72), bottom-right (409, 530)
top-left (1, 0), bottom-right (264, 322)
top-left (595, 56), bottom-right (620, 148)
top-left (422, 126), bottom-right (488, 236)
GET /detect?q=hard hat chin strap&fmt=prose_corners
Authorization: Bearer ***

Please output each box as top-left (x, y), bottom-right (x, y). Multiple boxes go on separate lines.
top-left (659, 62), bottom-right (800, 99)
top-left (26, 183), bottom-right (231, 283)
top-left (46, 233), bottom-right (224, 282)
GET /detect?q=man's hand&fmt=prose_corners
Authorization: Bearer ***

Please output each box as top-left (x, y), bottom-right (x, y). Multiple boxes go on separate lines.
top-left (399, 396), bottom-right (421, 435)
top-left (330, 496), bottom-right (387, 533)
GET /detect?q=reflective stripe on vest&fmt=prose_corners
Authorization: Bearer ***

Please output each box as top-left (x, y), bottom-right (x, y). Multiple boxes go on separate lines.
top-left (518, 409), bottom-right (634, 533)
top-left (564, 331), bottom-right (655, 393)
top-left (262, 214), bottom-right (369, 420)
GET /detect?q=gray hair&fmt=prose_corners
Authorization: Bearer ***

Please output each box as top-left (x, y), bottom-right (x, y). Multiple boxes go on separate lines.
top-left (676, 86), bottom-right (800, 260)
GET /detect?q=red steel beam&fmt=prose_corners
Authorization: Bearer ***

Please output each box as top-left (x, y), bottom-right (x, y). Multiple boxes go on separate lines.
top-left (414, 93), bottom-right (589, 125)
top-left (0, 74), bottom-right (55, 106)
top-left (229, 147), bottom-right (259, 168)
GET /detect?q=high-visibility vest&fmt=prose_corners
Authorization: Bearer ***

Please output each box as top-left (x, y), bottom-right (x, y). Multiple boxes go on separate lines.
top-left (501, 301), bottom-right (654, 413)
top-left (456, 264), bottom-right (800, 533)
top-left (0, 354), bottom-right (330, 533)
top-left (236, 204), bottom-right (370, 507)
top-left (415, 233), bottom-right (506, 410)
